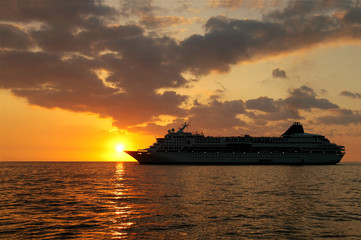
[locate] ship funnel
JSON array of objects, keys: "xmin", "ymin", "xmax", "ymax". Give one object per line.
[{"xmin": 282, "ymin": 122, "xmax": 304, "ymax": 136}]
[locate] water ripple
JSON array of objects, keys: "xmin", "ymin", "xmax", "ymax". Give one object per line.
[{"xmin": 1, "ymin": 162, "xmax": 361, "ymax": 239}]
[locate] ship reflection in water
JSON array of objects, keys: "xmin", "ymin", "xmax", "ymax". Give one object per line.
[{"xmin": 0, "ymin": 162, "xmax": 361, "ymax": 239}]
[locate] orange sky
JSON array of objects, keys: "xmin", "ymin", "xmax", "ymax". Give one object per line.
[
  {"xmin": 0, "ymin": 90, "xmax": 147, "ymax": 161},
  {"xmin": 1, "ymin": 0, "xmax": 360, "ymax": 162}
]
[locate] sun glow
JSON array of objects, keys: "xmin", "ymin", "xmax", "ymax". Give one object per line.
[{"xmin": 115, "ymin": 144, "xmax": 124, "ymax": 153}]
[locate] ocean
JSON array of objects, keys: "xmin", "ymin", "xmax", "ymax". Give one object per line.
[{"xmin": 1, "ymin": 162, "xmax": 360, "ymax": 239}]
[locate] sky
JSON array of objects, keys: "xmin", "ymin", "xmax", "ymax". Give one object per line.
[{"xmin": 0, "ymin": 0, "xmax": 360, "ymax": 162}]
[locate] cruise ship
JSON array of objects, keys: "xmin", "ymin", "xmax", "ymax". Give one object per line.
[{"xmin": 125, "ymin": 122, "xmax": 345, "ymax": 164}]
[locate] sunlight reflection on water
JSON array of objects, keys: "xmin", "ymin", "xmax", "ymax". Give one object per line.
[
  {"xmin": 110, "ymin": 162, "xmax": 134, "ymax": 239},
  {"xmin": 0, "ymin": 162, "xmax": 361, "ymax": 239}
]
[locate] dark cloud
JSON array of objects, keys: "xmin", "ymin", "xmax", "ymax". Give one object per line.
[
  {"xmin": 0, "ymin": 50, "xmax": 103, "ymax": 90},
  {"xmin": 272, "ymin": 68, "xmax": 287, "ymax": 78},
  {"xmin": 340, "ymin": 90, "xmax": 361, "ymax": 99},
  {"xmin": 1, "ymin": 0, "xmax": 360, "ymax": 132},
  {"xmin": 129, "ymin": 118, "xmax": 189, "ymax": 136},
  {"xmin": 318, "ymin": 109, "xmax": 361, "ymax": 125},
  {"xmin": 0, "ymin": 24, "xmax": 34, "ymax": 49},
  {"xmin": 165, "ymin": 85, "xmax": 345, "ymax": 134},
  {"xmin": 0, "ymin": 0, "xmax": 114, "ymax": 25},
  {"xmin": 0, "ymin": 1, "xmax": 189, "ymax": 128},
  {"xmin": 344, "ymin": 7, "xmax": 361, "ymax": 24},
  {"xmin": 244, "ymin": 86, "xmax": 340, "ymax": 122},
  {"xmin": 174, "ymin": 85, "xmax": 346, "ymax": 134},
  {"xmin": 245, "ymin": 96, "xmax": 281, "ymax": 112},
  {"xmin": 178, "ymin": 1, "xmax": 360, "ymax": 75},
  {"xmin": 140, "ymin": 16, "xmax": 192, "ymax": 29},
  {"xmin": 179, "ymin": 17, "xmax": 285, "ymax": 75},
  {"xmin": 266, "ymin": 0, "xmax": 356, "ymax": 21},
  {"xmin": 130, "ymin": 97, "xmax": 247, "ymax": 135},
  {"xmin": 120, "ymin": 0, "xmax": 156, "ymax": 18},
  {"xmin": 284, "ymin": 86, "xmax": 339, "ymax": 116},
  {"xmin": 120, "ymin": 0, "xmax": 195, "ymax": 30},
  {"xmin": 0, "ymin": 48, "xmax": 187, "ymax": 128},
  {"xmin": 188, "ymin": 99, "xmax": 246, "ymax": 134}
]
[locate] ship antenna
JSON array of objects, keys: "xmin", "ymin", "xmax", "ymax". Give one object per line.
[
  {"xmin": 185, "ymin": 120, "xmax": 192, "ymax": 129},
  {"xmin": 177, "ymin": 120, "xmax": 191, "ymax": 133}
]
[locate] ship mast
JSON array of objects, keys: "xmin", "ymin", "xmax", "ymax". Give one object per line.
[{"xmin": 176, "ymin": 120, "xmax": 191, "ymax": 133}]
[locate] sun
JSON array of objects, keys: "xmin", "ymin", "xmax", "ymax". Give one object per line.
[{"xmin": 115, "ymin": 144, "xmax": 124, "ymax": 153}]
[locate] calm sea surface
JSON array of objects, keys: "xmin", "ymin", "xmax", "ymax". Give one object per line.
[{"xmin": 1, "ymin": 162, "xmax": 361, "ymax": 239}]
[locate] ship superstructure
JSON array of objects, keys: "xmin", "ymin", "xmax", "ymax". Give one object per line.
[{"xmin": 125, "ymin": 122, "xmax": 345, "ymax": 164}]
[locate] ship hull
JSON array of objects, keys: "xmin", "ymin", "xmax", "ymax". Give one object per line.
[{"xmin": 125, "ymin": 151, "xmax": 343, "ymax": 165}]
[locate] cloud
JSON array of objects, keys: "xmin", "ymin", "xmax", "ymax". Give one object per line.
[
  {"xmin": 178, "ymin": 17, "xmax": 285, "ymax": 75},
  {"xmin": 0, "ymin": 50, "xmax": 102, "ymax": 90},
  {"xmin": 340, "ymin": 90, "xmax": 361, "ymax": 99},
  {"xmin": 318, "ymin": 109, "xmax": 361, "ymax": 125},
  {"xmin": 178, "ymin": 3, "xmax": 361, "ymax": 75},
  {"xmin": 344, "ymin": 7, "xmax": 361, "ymax": 24},
  {"xmin": 0, "ymin": 49, "xmax": 188, "ymax": 127},
  {"xmin": 208, "ymin": 0, "xmax": 284, "ymax": 9},
  {"xmin": 188, "ymin": 99, "xmax": 246, "ymax": 134},
  {"xmin": 266, "ymin": 0, "xmax": 356, "ymax": 21},
  {"xmin": 1, "ymin": 0, "xmax": 360, "ymax": 132},
  {"xmin": 208, "ymin": 0, "xmax": 247, "ymax": 9},
  {"xmin": 0, "ymin": 46, "xmax": 188, "ymax": 128},
  {"xmin": 0, "ymin": 1, "xmax": 189, "ymax": 129},
  {"xmin": 272, "ymin": 68, "xmax": 287, "ymax": 78},
  {"xmin": 284, "ymin": 86, "xmax": 339, "ymax": 116},
  {"xmin": 181, "ymin": 85, "xmax": 345, "ymax": 134},
  {"xmin": 132, "ymin": 98, "xmax": 248, "ymax": 136},
  {"xmin": 244, "ymin": 86, "xmax": 340, "ymax": 122},
  {"xmin": 0, "ymin": 0, "xmax": 114, "ymax": 25},
  {"xmin": 140, "ymin": 16, "xmax": 195, "ymax": 29},
  {"xmin": 245, "ymin": 96, "xmax": 281, "ymax": 112},
  {"xmin": 0, "ymin": 24, "xmax": 34, "ymax": 50},
  {"xmin": 179, "ymin": 85, "xmax": 343, "ymax": 134},
  {"xmin": 120, "ymin": 0, "xmax": 156, "ymax": 18}
]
